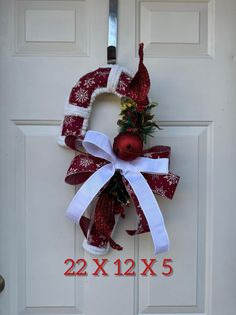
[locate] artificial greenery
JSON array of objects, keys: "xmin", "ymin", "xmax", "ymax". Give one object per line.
[{"xmin": 117, "ymin": 97, "xmax": 160, "ymax": 143}]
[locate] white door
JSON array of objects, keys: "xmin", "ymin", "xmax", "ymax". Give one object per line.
[{"xmin": 1, "ymin": 0, "xmax": 236, "ymax": 315}]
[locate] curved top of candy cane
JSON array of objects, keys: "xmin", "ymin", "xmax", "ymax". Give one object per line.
[
  {"xmin": 59, "ymin": 65, "xmax": 143, "ymax": 148},
  {"xmin": 59, "ymin": 48, "xmax": 150, "ymax": 150}
]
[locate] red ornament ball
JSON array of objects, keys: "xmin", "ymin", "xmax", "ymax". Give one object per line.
[{"xmin": 113, "ymin": 132, "xmax": 143, "ymax": 161}]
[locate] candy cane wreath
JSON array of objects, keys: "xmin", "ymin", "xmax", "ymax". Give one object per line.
[{"xmin": 59, "ymin": 44, "xmax": 180, "ymax": 255}]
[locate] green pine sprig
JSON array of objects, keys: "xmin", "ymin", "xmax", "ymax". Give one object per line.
[{"xmin": 118, "ymin": 97, "xmax": 160, "ymax": 143}]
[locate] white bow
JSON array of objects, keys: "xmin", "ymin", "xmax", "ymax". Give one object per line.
[{"xmin": 66, "ymin": 130, "xmax": 170, "ymax": 254}]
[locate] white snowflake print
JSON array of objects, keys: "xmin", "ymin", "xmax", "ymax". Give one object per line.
[
  {"xmin": 155, "ymin": 186, "xmax": 166, "ymax": 197},
  {"xmin": 79, "ymin": 157, "xmax": 93, "ymax": 168},
  {"xmin": 87, "ymin": 234, "xmax": 94, "ymax": 244},
  {"xmin": 126, "ymin": 76, "xmax": 132, "ymax": 82},
  {"xmin": 95, "ymin": 70, "xmax": 110, "ymax": 78},
  {"xmin": 83, "ymin": 78, "xmax": 95, "ymax": 88},
  {"xmin": 118, "ymin": 80, "xmax": 127, "ymax": 91},
  {"xmin": 75, "ymin": 88, "xmax": 89, "ymax": 103},
  {"xmin": 96, "ymin": 162, "xmax": 106, "ymax": 168},
  {"xmin": 150, "ymin": 174, "xmax": 159, "ymax": 181},
  {"xmin": 67, "ymin": 167, "xmax": 78, "ymax": 176},
  {"xmin": 98, "ymin": 240, "xmax": 108, "ymax": 248},
  {"xmin": 164, "ymin": 174, "xmax": 179, "ymax": 185},
  {"xmin": 64, "ymin": 129, "xmax": 77, "ymax": 136},
  {"xmin": 64, "ymin": 116, "xmax": 75, "ymax": 127},
  {"xmin": 74, "ymin": 80, "xmax": 82, "ymax": 88},
  {"xmin": 87, "ymin": 234, "xmax": 107, "ymax": 248}
]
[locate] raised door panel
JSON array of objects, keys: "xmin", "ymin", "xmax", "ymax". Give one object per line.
[
  {"xmin": 138, "ymin": 123, "xmax": 212, "ymax": 314},
  {"xmin": 14, "ymin": 121, "xmax": 84, "ymax": 313}
]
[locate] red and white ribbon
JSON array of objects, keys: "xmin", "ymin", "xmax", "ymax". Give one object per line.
[{"xmin": 66, "ymin": 130, "xmax": 170, "ymax": 254}]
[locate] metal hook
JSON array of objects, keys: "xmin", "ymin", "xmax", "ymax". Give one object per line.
[{"xmin": 107, "ymin": 0, "xmax": 118, "ymax": 64}]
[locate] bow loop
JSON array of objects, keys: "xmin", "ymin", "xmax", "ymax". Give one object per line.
[{"xmin": 83, "ymin": 130, "xmax": 116, "ymax": 163}]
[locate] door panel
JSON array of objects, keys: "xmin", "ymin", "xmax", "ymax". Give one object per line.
[
  {"xmin": 138, "ymin": 124, "xmax": 211, "ymax": 313},
  {"xmin": 15, "ymin": 123, "xmax": 76, "ymax": 309}
]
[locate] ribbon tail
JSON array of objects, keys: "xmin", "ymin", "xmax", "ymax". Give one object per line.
[
  {"xmin": 124, "ymin": 171, "xmax": 169, "ymax": 255},
  {"xmin": 66, "ymin": 163, "xmax": 115, "ymax": 223}
]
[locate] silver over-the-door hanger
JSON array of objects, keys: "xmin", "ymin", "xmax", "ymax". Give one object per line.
[{"xmin": 108, "ymin": 0, "xmax": 118, "ymax": 64}]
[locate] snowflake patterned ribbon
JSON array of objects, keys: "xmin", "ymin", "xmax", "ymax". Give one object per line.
[{"xmin": 66, "ymin": 130, "xmax": 170, "ymax": 255}]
